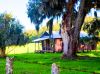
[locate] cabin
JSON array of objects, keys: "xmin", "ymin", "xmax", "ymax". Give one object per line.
[
  {"xmin": 33, "ymin": 31, "xmax": 96, "ymax": 52},
  {"xmin": 34, "ymin": 31, "xmax": 62, "ymax": 52}
]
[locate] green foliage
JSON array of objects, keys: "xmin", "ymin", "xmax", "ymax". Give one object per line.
[
  {"xmin": 83, "ymin": 18, "xmax": 100, "ymax": 40},
  {"xmin": 0, "ymin": 13, "xmax": 29, "ymax": 49},
  {"xmin": 24, "ymin": 30, "xmax": 37, "ymax": 42},
  {"xmin": 27, "ymin": 0, "xmax": 72, "ymax": 33},
  {"xmin": 24, "ymin": 28, "xmax": 47, "ymax": 41},
  {"xmin": 27, "ymin": 0, "xmax": 100, "ymax": 34},
  {"xmin": 82, "ymin": 15, "xmax": 100, "ymax": 44},
  {"xmin": 27, "ymin": 0, "xmax": 96, "ymax": 34},
  {"xmin": 27, "ymin": 0, "xmax": 66, "ymax": 24},
  {"xmin": 83, "ymin": 19, "xmax": 100, "ymax": 36}
]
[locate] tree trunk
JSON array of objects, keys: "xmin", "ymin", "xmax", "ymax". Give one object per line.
[
  {"xmin": 61, "ymin": 26, "xmax": 76, "ymax": 58},
  {"xmin": 61, "ymin": 26, "xmax": 70, "ymax": 57},
  {"xmin": 0, "ymin": 48, "xmax": 6, "ymax": 57},
  {"xmin": 61, "ymin": 0, "xmax": 87, "ymax": 59}
]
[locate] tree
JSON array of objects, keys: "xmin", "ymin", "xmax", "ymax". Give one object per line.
[
  {"xmin": 24, "ymin": 29, "xmax": 37, "ymax": 42},
  {"xmin": 82, "ymin": 16, "xmax": 100, "ymax": 46},
  {"xmin": 27, "ymin": 0, "xmax": 100, "ymax": 58},
  {"xmin": 0, "ymin": 13, "xmax": 28, "ymax": 57}
]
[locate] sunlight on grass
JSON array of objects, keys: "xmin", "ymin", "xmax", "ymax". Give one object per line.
[
  {"xmin": 95, "ymin": 70, "xmax": 100, "ymax": 73},
  {"xmin": 7, "ymin": 52, "xmax": 100, "ymax": 74},
  {"xmin": 1, "ymin": 51, "xmax": 100, "ymax": 74},
  {"xmin": 77, "ymin": 53, "xmax": 97, "ymax": 57},
  {"xmin": 88, "ymin": 53, "xmax": 97, "ymax": 57},
  {"xmin": 1, "ymin": 43, "xmax": 100, "ymax": 74},
  {"xmin": 6, "ymin": 43, "xmax": 42, "ymax": 54}
]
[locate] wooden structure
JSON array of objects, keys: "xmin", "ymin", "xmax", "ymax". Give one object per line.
[
  {"xmin": 33, "ymin": 31, "xmax": 96, "ymax": 52},
  {"xmin": 54, "ymin": 38, "xmax": 62, "ymax": 52},
  {"xmin": 34, "ymin": 31, "xmax": 62, "ymax": 52}
]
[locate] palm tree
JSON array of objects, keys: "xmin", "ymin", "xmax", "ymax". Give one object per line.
[{"xmin": 27, "ymin": 0, "xmax": 100, "ymax": 58}]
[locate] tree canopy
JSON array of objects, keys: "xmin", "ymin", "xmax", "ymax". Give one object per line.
[
  {"xmin": 27, "ymin": 0, "xmax": 100, "ymax": 29},
  {"xmin": 0, "ymin": 13, "xmax": 29, "ymax": 49},
  {"xmin": 27, "ymin": 0, "xmax": 100, "ymax": 58}
]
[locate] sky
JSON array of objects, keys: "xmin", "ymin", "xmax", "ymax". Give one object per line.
[
  {"xmin": 0, "ymin": 0, "xmax": 100, "ymax": 30},
  {"xmin": 0, "ymin": 0, "xmax": 35, "ymax": 30}
]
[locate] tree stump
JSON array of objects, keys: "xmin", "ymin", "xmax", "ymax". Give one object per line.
[
  {"xmin": 51, "ymin": 63, "xmax": 59, "ymax": 74},
  {"xmin": 6, "ymin": 57, "xmax": 13, "ymax": 74}
]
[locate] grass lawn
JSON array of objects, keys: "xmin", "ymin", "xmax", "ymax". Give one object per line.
[
  {"xmin": 0, "ymin": 42, "xmax": 100, "ymax": 74},
  {"xmin": 0, "ymin": 50, "xmax": 100, "ymax": 74}
]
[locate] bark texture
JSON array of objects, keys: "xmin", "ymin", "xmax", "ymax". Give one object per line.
[{"xmin": 61, "ymin": 0, "xmax": 87, "ymax": 59}]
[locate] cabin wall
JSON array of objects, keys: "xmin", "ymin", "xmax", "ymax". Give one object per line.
[
  {"xmin": 41, "ymin": 38, "xmax": 96, "ymax": 52},
  {"xmin": 54, "ymin": 38, "xmax": 63, "ymax": 52}
]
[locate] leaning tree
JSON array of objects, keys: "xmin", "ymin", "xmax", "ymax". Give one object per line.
[
  {"xmin": 0, "ymin": 13, "xmax": 29, "ymax": 57},
  {"xmin": 27, "ymin": 0, "xmax": 100, "ymax": 58}
]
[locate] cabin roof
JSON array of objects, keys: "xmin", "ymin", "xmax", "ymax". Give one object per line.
[
  {"xmin": 34, "ymin": 36, "xmax": 49, "ymax": 42},
  {"xmin": 33, "ymin": 31, "xmax": 89, "ymax": 42},
  {"xmin": 40, "ymin": 31, "xmax": 49, "ymax": 38}
]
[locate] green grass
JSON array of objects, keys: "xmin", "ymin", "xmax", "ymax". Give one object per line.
[
  {"xmin": 1, "ymin": 51, "xmax": 100, "ymax": 74},
  {"xmin": 0, "ymin": 44, "xmax": 100, "ymax": 74}
]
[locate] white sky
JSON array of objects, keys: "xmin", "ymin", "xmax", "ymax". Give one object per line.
[{"xmin": 0, "ymin": 0, "xmax": 35, "ymax": 30}]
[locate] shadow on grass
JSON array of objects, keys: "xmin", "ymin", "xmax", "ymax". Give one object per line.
[
  {"xmin": 77, "ymin": 56, "xmax": 100, "ymax": 61},
  {"xmin": 5, "ymin": 52, "xmax": 100, "ymax": 74}
]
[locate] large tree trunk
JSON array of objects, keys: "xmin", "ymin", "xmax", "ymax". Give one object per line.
[
  {"xmin": 0, "ymin": 47, "xmax": 6, "ymax": 57},
  {"xmin": 61, "ymin": 0, "xmax": 87, "ymax": 59}
]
